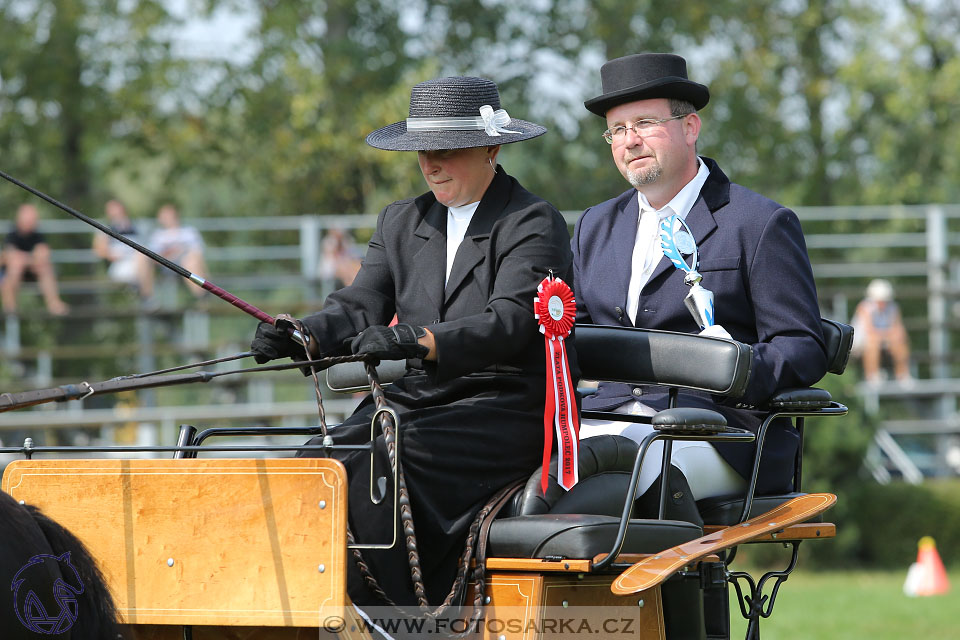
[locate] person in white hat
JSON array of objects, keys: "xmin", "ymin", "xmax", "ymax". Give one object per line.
[{"xmin": 853, "ymin": 278, "xmax": 912, "ymax": 384}]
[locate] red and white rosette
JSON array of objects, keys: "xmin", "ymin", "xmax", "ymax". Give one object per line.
[{"xmin": 533, "ymin": 275, "xmax": 580, "ymax": 493}]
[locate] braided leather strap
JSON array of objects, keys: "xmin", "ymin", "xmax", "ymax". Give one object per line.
[
  {"xmin": 348, "ymin": 480, "xmax": 523, "ymax": 636},
  {"xmin": 346, "ymin": 365, "xmax": 525, "ymax": 634},
  {"xmin": 365, "ymin": 362, "xmax": 429, "ymax": 608}
]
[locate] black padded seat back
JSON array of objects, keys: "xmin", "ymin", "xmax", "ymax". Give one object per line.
[
  {"xmin": 506, "ymin": 435, "xmax": 703, "ymax": 525},
  {"xmin": 821, "ymin": 318, "xmax": 854, "ymax": 375},
  {"xmin": 508, "ymin": 435, "xmax": 640, "ymax": 517},
  {"xmin": 576, "ymin": 324, "xmax": 752, "ymax": 396},
  {"xmin": 492, "ymin": 436, "xmax": 704, "ymax": 561},
  {"xmin": 325, "ymin": 320, "xmax": 847, "ymax": 392}
]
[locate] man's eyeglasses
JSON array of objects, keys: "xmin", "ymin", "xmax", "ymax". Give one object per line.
[{"xmin": 602, "ymin": 114, "xmax": 686, "ymax": 144}]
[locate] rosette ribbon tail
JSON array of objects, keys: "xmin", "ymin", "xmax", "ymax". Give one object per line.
[
  {"xmin": 534, "ymin": 276, "xmax": 580, "ymax": 493},
  {"xmin": 542, "ymin": 339, "xmax": 556, "ymax": 493}
]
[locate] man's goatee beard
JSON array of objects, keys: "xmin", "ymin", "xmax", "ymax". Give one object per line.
[{"xmin": 627, "ymin": 163, "xmax": 662, "ymax": 188}]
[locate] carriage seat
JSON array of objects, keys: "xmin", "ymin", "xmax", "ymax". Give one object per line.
[
  {"xmin": 487, "ymin": 318, "xmax": 852, "ymax": 562},
  {"xmin": 487, "ymin": 434, "xmax": 703, "ymax": 560},
  {"xmin": 694, "ymin": 317, "xmax": 853, "ymax": 527},
  {"xmin": 323, "ymin": 320, "xmax": 851, "ymax": 560},
  {"xmin": 487, "ymin": 513, "xmax": 700, "ymax": 560}
]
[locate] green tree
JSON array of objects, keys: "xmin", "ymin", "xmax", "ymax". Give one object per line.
[
  {"xmin": 0, "ymin": 0, "xmax": 184, "ymax": 216},
  {"xmin": 4, "ymin": 0, "xmax": 960, "ymax": 219},
  {"xmin": 845, "ymin": 0, "xmax": 960, "ymax": 204}
]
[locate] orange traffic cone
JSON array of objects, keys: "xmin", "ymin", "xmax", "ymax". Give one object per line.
[{"xmin": 903, "ymin": 536, "xmax": 950, "ymax": 596}]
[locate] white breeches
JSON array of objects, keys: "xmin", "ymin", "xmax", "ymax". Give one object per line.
[{"xmin": 579, "ymin": 400, "xmax": 746, "ymax": 501}]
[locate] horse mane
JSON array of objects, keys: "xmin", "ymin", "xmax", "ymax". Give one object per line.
[{"xmin": 21, "ymin": 503, "xmax": 126, "ymax": 640}]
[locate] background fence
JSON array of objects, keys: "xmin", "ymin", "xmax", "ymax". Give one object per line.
[{"xmin": 4, "ymin": 205, "xmax": 960, "ymax": 479}]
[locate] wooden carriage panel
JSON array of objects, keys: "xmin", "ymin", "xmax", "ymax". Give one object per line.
[
  {"xmin": 482, "ymin": 572, "xmax": 664, "ymax": 640},
  {"xmin": 1, "ymin": 458, "xmax": 347, "ymax": 627},
  {"xmin": 483, "ymin": 573, "xmax": 545, "ymax": 640},
  {"xmin": 541, "ymin": 575, "xmax": 664, "ymax": 640}
]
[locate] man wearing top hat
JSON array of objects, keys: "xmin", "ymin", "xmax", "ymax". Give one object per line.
[
  {"xmin": 573, "ymin": 53, "xmax": 827, "ymax": 500},
  {"xmin": 250, "ymin": 76, "xmax": 577, "ymax": 608}
]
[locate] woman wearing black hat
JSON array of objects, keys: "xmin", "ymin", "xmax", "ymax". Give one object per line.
[{"xmin": 251, "ymin": 76, "xmax": 577, "ymax": 608}]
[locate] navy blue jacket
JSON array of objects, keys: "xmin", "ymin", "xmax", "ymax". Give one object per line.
[{"xmin": 572, "ymin": 157, "xmax": 827, "ymax": 493}]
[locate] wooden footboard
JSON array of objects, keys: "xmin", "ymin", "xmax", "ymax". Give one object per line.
[{"xmin": 2, "ymin": 458, "xmax": 348, "ymax": 628}]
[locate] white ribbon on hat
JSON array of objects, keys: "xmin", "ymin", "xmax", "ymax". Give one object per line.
[
  {"xmin": 406, "ymin": 105, "xmax": 521, "ymax": 136},
  {"xmin": 479, "ymin": 105, "xmax": 521, "ymax": 136}
]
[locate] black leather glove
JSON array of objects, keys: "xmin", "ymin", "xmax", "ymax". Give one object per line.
[
  {"xmin": 250, "ymin": 318, "xmax": 309, "ymax": 364},
  {"xmin": 350, "ymin": 324, "xmax": 429, "ymax": 361}
]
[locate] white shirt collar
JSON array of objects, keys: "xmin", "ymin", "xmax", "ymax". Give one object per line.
[
  {"xmin": 637, "ymin": 156, "xmax": 710, "ymax": 220},
  {"xmin": 445, "ymin": 201, "xmax": 480, "ymax": 285},
  {"xmin": 448, "ymin": 201, "xmax": 480, "ymax": 218}
]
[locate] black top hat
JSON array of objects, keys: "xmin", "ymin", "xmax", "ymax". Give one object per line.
[
  {"xmin": 365, "ymin": 76, "xmax": 546, "ymax": 151},
  {"xmin": 584, "ymin": 53, "xmax": 709, "ymax": 117}
]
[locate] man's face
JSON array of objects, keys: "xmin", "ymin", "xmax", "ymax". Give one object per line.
[
  {"xmin": 417, "ymin": 146, "xmax": 498, "ymax": 208},
  {"xmin": 605, "ymin": 98, "xmax": 699, "ymax": 199}
]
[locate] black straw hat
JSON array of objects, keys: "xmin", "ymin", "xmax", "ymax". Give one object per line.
[
  {"xmin": 584, "ymin": 53, "xmax": 709, "ymax": 117},
  {"xmin": 366, "ymin": 76, "xmax": 546, "ymax": 151}
]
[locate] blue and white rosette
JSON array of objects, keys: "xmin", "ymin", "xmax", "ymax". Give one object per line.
[
  {"xmin": 660, "ymin": 215, "xmax": 698, "ymax": 274},
  {"xmin": 659, "ymin": 215, "xmax": 715, "ymax": 329}
]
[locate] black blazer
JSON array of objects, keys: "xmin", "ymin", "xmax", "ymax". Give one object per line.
[
  {"xmin": 298, "ymin": 167, "xmax": 577, "ymax": 605},
  {"xmin": 301, "ymin": 166, "xmax": 578, "ymax": 402},
  {"xmin": 572, "ymin": 157, "xmax": 826, "ymax": 493}
]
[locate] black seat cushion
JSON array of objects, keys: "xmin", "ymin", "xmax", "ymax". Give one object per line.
[
  {"xmin": 488, "ymin": 514, "xmax": 703, "ymax": 559},
  {"xmin": 518, "ymin": 472, "xmax": 642, "ymax": 517},
  {"xmin": 490, "ymin": 435, "xmax": 705, "ymax": 560},
  {"xmin": 505, "ymin": 434, "xmax": 702, "ymax": 524},
  {"xmin": 508, "ymin": 434, "xmax": 641, "ymax": 517},
  {"xmin": 766, "ymin": 387, "xmax": 832, "ymax": 410},
  {"xmin": 696, "ymin": 492, "xmax": 823, "ymax": 526},
  {"xmin": 653, "ymin": 407, "xmax": 727, "ymax": 433}
]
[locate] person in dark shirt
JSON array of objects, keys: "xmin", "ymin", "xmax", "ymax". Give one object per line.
[{"xmin": 2, "ymin": 204, "xmax": 69, "ymax": 315}]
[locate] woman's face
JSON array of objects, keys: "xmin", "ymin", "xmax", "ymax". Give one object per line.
[{"xmin": 417, "ymin": 145, "xmax": 499, "ymax": 207}]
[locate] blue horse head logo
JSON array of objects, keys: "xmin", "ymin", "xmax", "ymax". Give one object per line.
[{"xmin": 11, "ymin": 552, "xmax": 85, "ymax": 634}]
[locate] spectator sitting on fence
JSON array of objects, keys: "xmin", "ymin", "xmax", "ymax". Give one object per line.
[
  {"xmin": 852, "ymin": 278, "xmax": 912, "ymax": 385},
  {"xmin": 92, "ymin": 199, "xmax": 152, "ymax": 299},
  {"xmin": 317, "ymin": 227, "xmax": 362, "ymax": 290},
  {"xmin": 1, "ymin": 203, "xmax": 69, "ymax": 316},
  {"xmin": 146, "ymin": 204, "xmax": 208, "ymax": 300}
]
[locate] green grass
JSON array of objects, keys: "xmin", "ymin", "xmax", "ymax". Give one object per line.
[{"xmin": 728, "ymin": 569, "xmax": 960, "ymax": 639}]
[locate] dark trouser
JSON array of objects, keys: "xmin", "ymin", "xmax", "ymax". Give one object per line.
[{"xmin": 299, "ymin": 394, "xmax": 542, "ymax": 607}]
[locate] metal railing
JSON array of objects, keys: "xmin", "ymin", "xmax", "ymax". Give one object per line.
[{"xmin": 5, "ymin": 204, "xmax": 960, "ymax": 475}]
